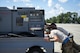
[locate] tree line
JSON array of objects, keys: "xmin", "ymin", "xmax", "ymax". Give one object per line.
[{"xmin": 45, "ymin": 12, "xmax": 80, "ymax": 24}]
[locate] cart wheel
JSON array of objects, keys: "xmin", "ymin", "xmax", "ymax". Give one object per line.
[{"xmin": 28, "ymin": 47, "xmax": 45, "ymax": 53}]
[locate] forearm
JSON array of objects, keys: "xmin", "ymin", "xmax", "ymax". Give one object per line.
[{"xmin": 49, "ymin": 37, "xmax": 59, "ymax": 42}]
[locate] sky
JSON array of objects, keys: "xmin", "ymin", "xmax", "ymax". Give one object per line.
[{"xmin": 0, "ymin": 0, "xmax": 80, "ymax": 19}]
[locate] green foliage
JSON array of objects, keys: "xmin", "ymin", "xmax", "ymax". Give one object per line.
[
  {"xmin": 45, "ymin": 12, "xmax": 80, "ymax": 24},
  {"xmin": 77, "ymin": 17, "xmax": 80, "ymax": 24}
]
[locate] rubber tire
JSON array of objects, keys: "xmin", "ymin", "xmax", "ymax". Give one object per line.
[{"xmin": 28, "ymin": 47, "xmax": 44, "ymax": 53}]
